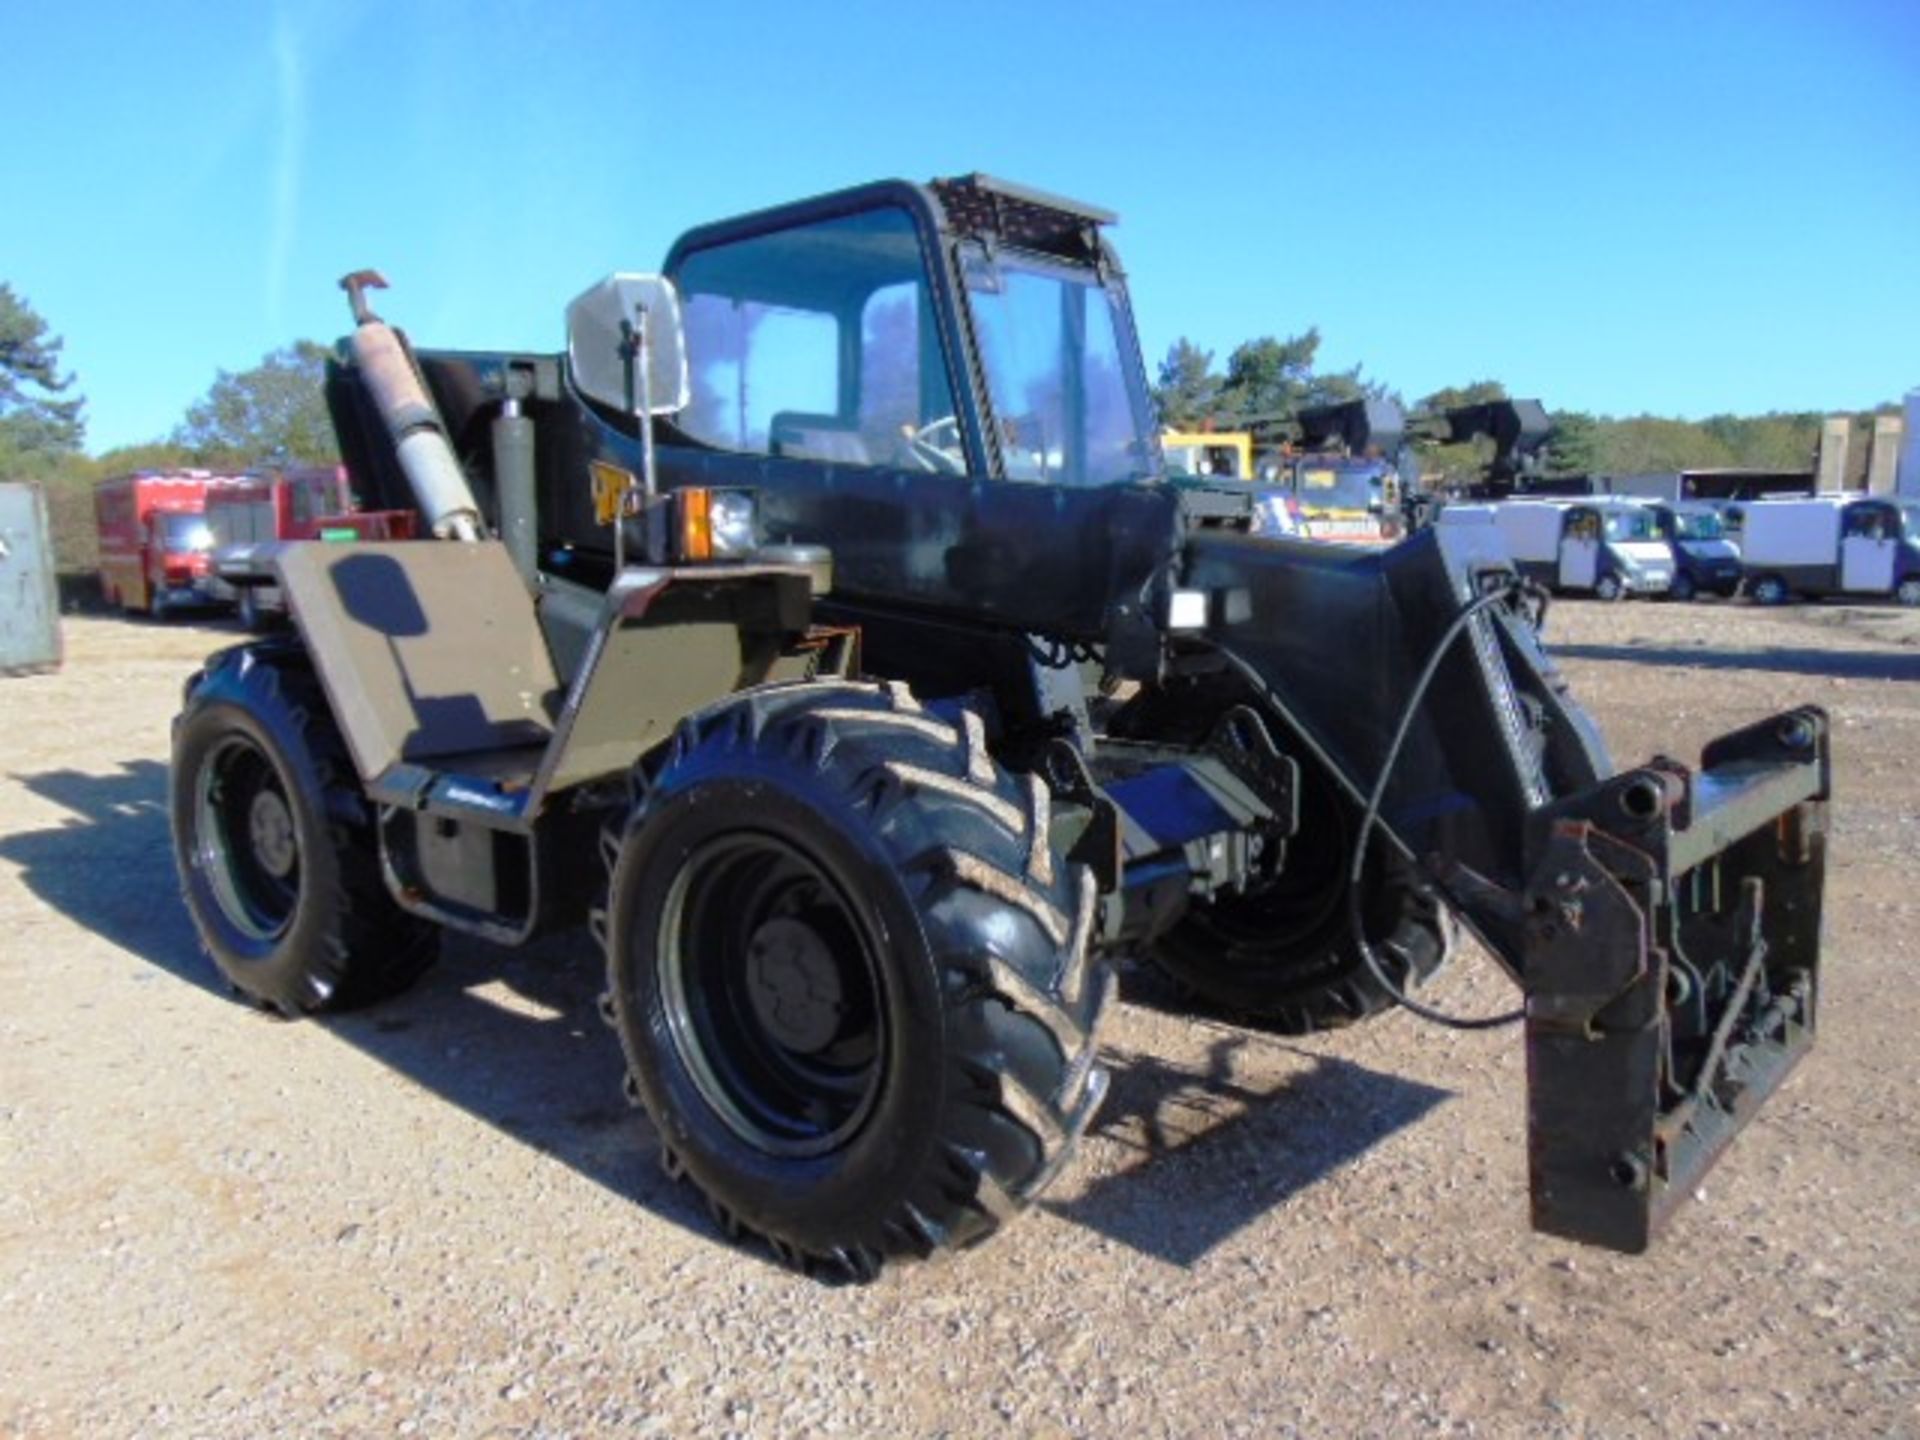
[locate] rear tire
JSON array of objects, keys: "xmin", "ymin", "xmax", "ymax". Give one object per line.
[
  {"xmin": 1146, "ymin": 753, "xmax": 1451, "ymax": 1033},
  {"xmin": 601, "ymin": 681, "xmax": 1109, "ymax": 1279},
  {"xmin": 1749, "ymin": 574, "xmax": 1791, "ymax": 606},
  {"xmin": 1896, "ymin": 578, "xmax": 1920, "ymax": 608},
  {"xmin": 1106, "ymin": 676, "xmax": 1450, "ymax": 1033},
  {"xmin": 170, "ymin": 642, "xmax": 436, "ymax": 1014},
  {"xmin": 1593, "ymin": 574, "xmax": 1624, "ymax": 602},
  {"xmin": 238, "ymin": 586, "xmax": 266, "ymax": 633}
]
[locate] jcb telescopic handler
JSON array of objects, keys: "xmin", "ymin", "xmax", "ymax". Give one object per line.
[{"xmin": 170, "ymin": 175, "xmax": 1826, "ymax": 1279}]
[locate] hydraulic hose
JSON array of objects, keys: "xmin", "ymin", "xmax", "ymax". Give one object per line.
[{"xmin": 1347, "ymin": 580, "xmax": 1532, "ymax": 1031}]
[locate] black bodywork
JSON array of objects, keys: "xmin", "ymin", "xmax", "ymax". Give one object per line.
[{"xmin": 326, "ymin": 174, "xmax": 1829, "ymax": 1253}]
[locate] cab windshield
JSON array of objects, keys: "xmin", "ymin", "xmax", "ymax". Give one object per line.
[
  {"xmin": 158, "ymin": 514, "xmax": 213, "ymax": 551},
  {"xmin": 1604, "ymin": 509, "xmax": 1658, "ymax": 543},
  {"xmin": 962, "ymin": 247, "xmax": 1155, "ymax": 486},
  {"xmin": 1294, "ymin": 461, "xmax": 1387, "ymax": 513},
  {"xmin": 1165, "ymin": 442, "xmax": 1244, "ymax": 479},
  {"xmin": 1164, "ymin": 444, "xmax": 1206, "ymax": 477},
  {"xmin": 1672, "ymin": 510, "xmax": 1726, "ymax": 541}
]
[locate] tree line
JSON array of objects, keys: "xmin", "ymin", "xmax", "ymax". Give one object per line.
[{"xmin": 1154, "ymin": 331, "xmax": 1888, "ymax": 486}]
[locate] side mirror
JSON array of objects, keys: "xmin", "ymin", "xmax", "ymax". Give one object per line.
[{"xmin": 567, "ymin": 274, "xmax": 691, "ymax": 418}]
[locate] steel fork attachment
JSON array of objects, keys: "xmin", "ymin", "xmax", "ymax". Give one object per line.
[{"xmin": 1521, "ymin": 707, "xmax": 1828, "ymax": 1253}]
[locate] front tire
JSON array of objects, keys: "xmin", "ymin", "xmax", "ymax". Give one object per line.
[
  {"xmin": 1593, "ymin": 574, "xmax": 1625, "ymax": 602},
  {"xmin": 170, "ymin": 642, "xmax": 436, "ymax": 1014},
  {"xmin": 1668, "ymin": 571, "xmax": 1697, "ymax": 602},
  {"xmin": 602, "ymin": 682, "xmax": 1109, "ymax": 1278},
  {"xmin": 1896, "ymin": 578, "xmax": 1920, "ymax": 608}
]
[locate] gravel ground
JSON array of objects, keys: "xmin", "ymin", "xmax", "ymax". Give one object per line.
[{"xmin": 2, "ymin": 600, "xmax": 1917, "ymax": 1438}]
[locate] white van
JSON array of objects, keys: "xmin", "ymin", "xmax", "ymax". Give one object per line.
[
  {"xmin": 1740, "ymin": 496, "xmax": 1920, "ymax": 605},
  {"xmin": 1439, "ymin": 499, "xmax": 1674, "ymax": 599}
]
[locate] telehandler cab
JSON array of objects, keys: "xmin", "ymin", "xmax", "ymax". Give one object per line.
[{"xmin": 170, "ymin": 175, "xmax": 1828, "ymax": 1279}]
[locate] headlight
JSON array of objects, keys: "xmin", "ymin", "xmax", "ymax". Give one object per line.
[
  {"xmin": 675, "ymin": 487, "xmax": 760, "ymax": 561},
  {"xmin": 708, "ymin": 490, "xmax": 759, "ymax": 557}
]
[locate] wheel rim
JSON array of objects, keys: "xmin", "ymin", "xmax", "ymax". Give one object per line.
[
  {"xmin": 1899, "ymin": 580, "xmax": 1920, "ymax": 607},
  {"xmin": 657, "ymin": 833, "xmax": 886, "ymax": 1158},
  {"xmin": 1182, "ymin": 764, "xmax": 1356, "ymax": 960},
  {"xmin": 195, "ymin": 735, "xmax": 301, "ymax": 942}
]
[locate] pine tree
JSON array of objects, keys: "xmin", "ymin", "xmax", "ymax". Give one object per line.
[{"xmin": 0, "ymin": 283, "xmax": 87, "ymax": 466}]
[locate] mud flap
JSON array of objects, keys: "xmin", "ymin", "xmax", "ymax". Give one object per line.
[{"xmin": 1522, "ymin": 707, "xmax": 1828, "ymax": 1253}]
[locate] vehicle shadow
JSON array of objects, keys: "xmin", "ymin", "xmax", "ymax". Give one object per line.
[
  {"xmin": 0, "ymin": 759, "xmax": 713, "ymax": 1251},
  {"xmin": 2, "ymin": 759, "xmax": 1453, "ymax": 1276},
  {"xmin": 0, "ymin": 761, "xmax": 209, "ymax": 983},
  {"xmin": 1551, "ymin": 641, "xmax": 1920, "ymax": 683},
  {"xmin": 1051, "ymin": 1023, "xmax": 1451, "ymax": 1268}
]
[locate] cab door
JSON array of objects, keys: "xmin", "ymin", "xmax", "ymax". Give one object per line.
[
  {"xmin": 1840, "ymin": 502, "xmax": 1898, "ymax": 593},
  {"xmin": 1558, "ymin": 507, "xmax": 1601, "ymax": 589}
]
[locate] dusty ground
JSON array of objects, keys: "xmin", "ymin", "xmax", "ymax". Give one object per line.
[{"xmin": 2, "ymin": 600, "xmax": 1916, "ymax": 1439}]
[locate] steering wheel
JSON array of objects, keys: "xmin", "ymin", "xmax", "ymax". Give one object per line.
[{"xmin": 899, "ymin": 415, "xmax": 966, "ymax": 474}]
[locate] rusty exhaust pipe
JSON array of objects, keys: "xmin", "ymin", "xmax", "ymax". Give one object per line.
[{"xmin": 339, "ymin": 270, "xmax": 483, "ymax": 543}]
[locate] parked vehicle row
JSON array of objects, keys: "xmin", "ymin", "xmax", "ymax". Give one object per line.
[
  {"xmin": 1434, "ymin": 493, "xmax": 1920, "ymax": 605},
  {"xmin": 93, "ymin": 466, "xmax": 406, "ymax": 626},
  {"xmin": 99, "ymin": 465, "xmax": 1920, "ymax": 626}
]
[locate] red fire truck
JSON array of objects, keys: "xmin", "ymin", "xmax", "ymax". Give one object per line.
[
  {"xmin": 94, "ymin": 471, "xmax": 240, "ymax": 616},
  {"xmin": 206, "ymin": 465, "xmax": 416, "ymax": 629}
]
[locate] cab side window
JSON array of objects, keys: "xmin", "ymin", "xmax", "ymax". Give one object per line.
[
  {"xmin": 859, "ymin": 281, "xmax": 953, "ymax": 452},
  {"xmin": 1843, "ymin": 506, "xmax": 1891, "ymax": 542},
  {"xmin": 678, "ymin": 298, "xmax": 838, "ymax": 453},
  {"xmin": 674, "ymin": 207, "xmax": 956, "ymax": 469}
]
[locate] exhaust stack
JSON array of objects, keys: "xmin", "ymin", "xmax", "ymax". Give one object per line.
[{"xmin": 339, "ymin": 270, "xmax": 483, "ymax": 542}]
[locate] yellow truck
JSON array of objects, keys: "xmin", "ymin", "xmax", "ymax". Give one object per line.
[{"xmin": 1161, "ymin": 429, "xmax": 1253, "ymax": 481}]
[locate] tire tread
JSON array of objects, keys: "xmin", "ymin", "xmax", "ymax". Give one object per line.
[{"xmin": 601, "ymin": 680, "xmax": 1109, "ymax": 1279}]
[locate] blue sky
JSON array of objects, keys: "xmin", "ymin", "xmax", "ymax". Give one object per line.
[{"xmin": 5, "ymin": 0, "xmax": 1917, "ymax": 454}]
